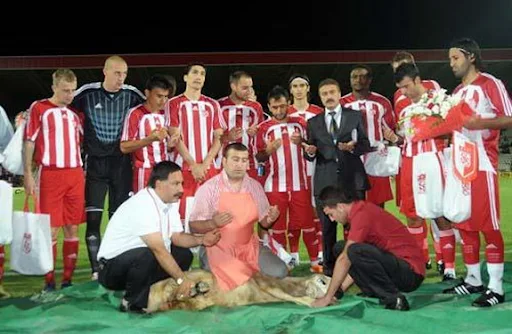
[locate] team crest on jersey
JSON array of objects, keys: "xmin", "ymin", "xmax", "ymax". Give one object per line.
[
  {"xmin": 23, "ymin": 232, "xmax": 32, "ymax": 254},
  {"xmin": 417, "ymin": 173, "xmax": 426, "ymax": 194}
]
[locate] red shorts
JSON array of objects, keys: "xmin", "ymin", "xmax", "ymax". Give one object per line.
[
  {"xmin": 132, "ymin": 167, "xmax": 152, "ymax": 194},
  {"xmin": 399, "ymin": 156, "xmax": 417, "ymax": 218},
  {"xmin": 456, "ymin": 170, "xmax": 500, "ymax": 232},
  {"xmin": 366, "ymin": 175, "xmax": 393, "ymax": 205},
  {"xmin": 38, "ymin": 167, "xmax": 85, "ymax": 228},
  {"xmin": 266, "ymin": 190, "xmax": 314, "ymax": 231},
  {"xmin": 179, "ymin": 168, "xmax": 219, "ymax": 219}
]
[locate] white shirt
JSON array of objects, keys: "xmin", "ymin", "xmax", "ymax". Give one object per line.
[
  {"xmin": 97, "ymin": 187, "xmax": 183, "ymax": 260},
  {"xmin": 324, "ymin": 104, "xmax": 342, "ymax": 132}
]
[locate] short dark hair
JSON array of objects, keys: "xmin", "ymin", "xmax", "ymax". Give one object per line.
[
  {"xmin": 319, "ymin": 186, "xmax": 355, "ymax": 208},
  {"xmin": 318, "ymin": 78, "xmax": 341, "ymax": 92},
  {"xmin": 145, "ymin": 74, "xmax": 177, "ymax": 97},
  {"xmin": 393, "ymin": 63, "xmax": 420, "ymax": 84},
  {"xmin": 391, "ymin": 51, "xmax": 415, "ymax": 65},
  {"xmin": 351, "ymin": 64, "xmax": 373, "ymax": 79},
  {"xmin": 147, "ymin": 161, "xmax": 181, "ymax": 188},
  {"xmin": 450, "ymin": 37, "xmax": 484, "ymax": 71},
  {"xmin": 229, "ymin": 71, "xmax": 251, "ymax": 84},
  {"xmin": 267, "ymin": 85, "xmax": 289, "ymax": 103},
  {"xmin": 184, "ymin": 62, "xmax": 206, "ymax": 76},
  {"xmin": 223, "ymin": 142, "xmax": 248, "ymax": 158}
]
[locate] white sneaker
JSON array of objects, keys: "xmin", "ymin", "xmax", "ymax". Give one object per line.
[
  {"xmin": 91, "ymin": 272, "xmax": 98, "ymax": 281},
  {"xmin": 291, "ymin": 252, "xmax": 300, "ymax": 266}
]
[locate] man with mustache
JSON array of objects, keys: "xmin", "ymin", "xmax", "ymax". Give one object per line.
[
  {"xmin": 189, "ymin": 142, "xmax": 286, "ymax": 292},
  {"xmin": 443, "ymin": 38, "xmax": 512, "ymax": 307},
  {"xmin": 304, "ymin": 79, "xmax": 371, "ymax": 275},
  {"xmin": 97, "ymin": 161, "xmax": 221, "ymax": 313}
]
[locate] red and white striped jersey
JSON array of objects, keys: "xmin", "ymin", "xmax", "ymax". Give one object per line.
[
  {"xmin": 341, "ymin": 92, "xmax": 394, "ymax": 147},
  {"xmin": 287, "ymin": 103, "xmax": 323, "ymax": 120},
  {"xmin": 287, "ymin": 103, "xmax": 323, "ymax": 176},
  {"xmin": 121, "ymin": 104, "xmax": 168, "ymax": 168},
  {"xmin": 454, "ymin": 73, "xmax": 512, "ymax": 171},
  {"xmin": 256, "ymin": 117, "xmax": 308, "ymax": 192},
  {"xmin": 399, "ymin": 91, "xmax": 446, "ymax": 157},
  {"xmin": 24, "ymin": 99, "xmax": 83, "ymax": 168},
  {"xmin": 164, "ymin": 94, "xmax": 221, "ymax": 170},
  {"xmin": 394, "ymin": 80, "xmax": 441, "ymax": 126},
  {"xmin": 217, "ymin": 97, "xmax": 264, "ymax": 169}
]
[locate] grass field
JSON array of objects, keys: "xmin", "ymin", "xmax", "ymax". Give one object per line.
[{"xmin": 3, "ymin": 176, "xmax": 512, "ymax": 298}]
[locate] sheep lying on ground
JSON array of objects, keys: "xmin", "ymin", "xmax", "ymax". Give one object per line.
[{"xmin": 147, "ymin": 269, "xmax": 331, "ymax": 312}]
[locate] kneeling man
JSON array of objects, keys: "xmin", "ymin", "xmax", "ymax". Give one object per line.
[
  {"xmin": 189, "ymin": 143, "xmax": 288, "ymax": 291},
  {"xmin": 311, "ymin": 186, "xmax": 425, "ymax": 311},
  {"xmin": 97, "ymin": 161, "xmax": 220, "ymax": 313}
]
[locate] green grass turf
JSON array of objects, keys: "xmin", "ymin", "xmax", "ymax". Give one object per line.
[{"xmin": 3, "ymin": 176, "xmax": 512, "ymax": 298}]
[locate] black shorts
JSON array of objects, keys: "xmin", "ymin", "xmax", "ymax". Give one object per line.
[{"xmin": 85, "ymin": 155, "xmax": 132, "ymax": 215}]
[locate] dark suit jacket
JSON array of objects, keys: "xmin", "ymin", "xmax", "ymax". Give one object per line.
[{"xmin": 306, "ymin": 107, "xmax": 372, "ymax": 196}]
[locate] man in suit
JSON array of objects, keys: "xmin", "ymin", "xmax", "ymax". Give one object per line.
[{"xmin": 304, "ymin": 78, "xmax": 371, "ymax": 275}]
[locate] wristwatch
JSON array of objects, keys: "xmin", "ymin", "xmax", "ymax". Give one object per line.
[{"xmin": 176, "ymin": 277, "xmax": 184, "ymax": 285}]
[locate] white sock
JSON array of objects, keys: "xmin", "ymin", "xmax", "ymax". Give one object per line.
[
  {"xmin": 487, "ymin": 263, "xmax": 504, "ymax": 295},
  {"xmin": 464, "ymin": 263, "xmax": 482, "ymax": 287},
  {"xmin": 444, "ymin": 267, "xmax": 456, "ymax": 277},
  {"xmin": 318, "ymin": 251, "xmax": 323, "ymax": 260},
  {"xmin": 291, "ymin": 252, "xmax": 300, "ymax": 265}
]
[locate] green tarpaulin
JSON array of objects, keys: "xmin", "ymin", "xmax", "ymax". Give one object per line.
[{"xmin": 2, "ymin": 264, "xmax": 512, "ymax": 333}]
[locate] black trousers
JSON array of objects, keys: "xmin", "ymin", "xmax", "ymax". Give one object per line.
[
  {"xmin": 315, "ymin": 197, "xmax": 338, "ymax": 274},
  {"xmin": 85, "ymin": 154, "xmax": 132, "ymax": 273},
  {"xmin": 98, "ymin": 245, "xmax": 193, "ymax": 309},
  {"xmin": 345, "ymin": 242, "xmax": 424, "ymax": 305},
  {"xmin": 85, "ymin": 154, "xmax": 133, "ymax": 216},
  {"xmin": 315, "ymin": 190, "xmax": 365, "ymax": 275}
]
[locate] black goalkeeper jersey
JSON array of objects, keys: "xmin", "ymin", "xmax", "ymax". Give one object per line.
[{"xmin": 73, "ymin": 82, "xmax": 144, "ymax": 157}]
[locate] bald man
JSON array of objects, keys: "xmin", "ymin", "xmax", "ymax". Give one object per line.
[{"xmin": 72, "ymin": 55, "xmax": 145, "ymax": 279}]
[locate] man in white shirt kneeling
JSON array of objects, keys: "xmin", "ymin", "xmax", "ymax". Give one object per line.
[{"xmin": 97, "ymin": 161, "xmax": 221, "ymax": 313}]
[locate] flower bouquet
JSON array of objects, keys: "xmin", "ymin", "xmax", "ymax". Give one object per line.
[{"xmin": 399, "ymin": 89, "xmax": 473, "ymax": 142}]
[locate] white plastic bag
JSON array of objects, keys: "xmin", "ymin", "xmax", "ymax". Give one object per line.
[
  {"xmin": 10, "ymin": 195, "xmax": 53, "ymax": 275},
  {"xmin": 443, "ymin": 146, "xmax": 472, "ymax": 223},
  {"xmin": 0, "ymin": 180, "xmax": 13, "ymax": 245},
  {"xmin": 0, "ymin": 105, "xmax": 14, "ymax": 153},
  {"xmin": 412, "ymin": 151, "xmax": 445, "ymax": 219},
  {"xmin": 363, "ymin": 146, "xmax": 401, "ymax": 177},
  {"xmin": 1, "ymin": 120, "xmax": 25, "ymax": 175}
]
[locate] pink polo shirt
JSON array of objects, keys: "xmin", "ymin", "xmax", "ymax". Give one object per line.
[{"xmin": 189, "ymin": 170, "xmax": 270, "ymax": 222}]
